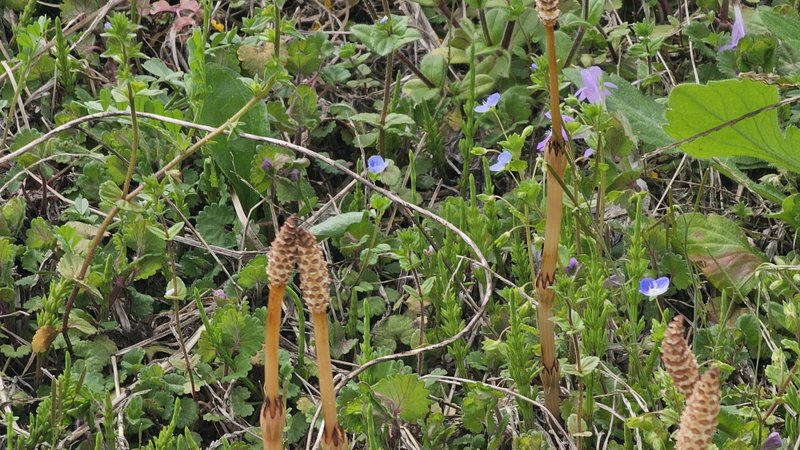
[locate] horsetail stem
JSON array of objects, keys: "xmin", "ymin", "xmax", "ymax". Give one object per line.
[
  {"xmin": 262, "ymin": 215, "xmax": 298, "ymax": 450},
  {"xmin": 296, "ymin": 228, "xmax": 347, "ymax": 450},
  {"xmin": 535, "ymin": 0, "xmax": 566, "ymax": 418}
]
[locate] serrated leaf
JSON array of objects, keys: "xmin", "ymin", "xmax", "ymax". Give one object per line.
[
  {"xmin": 195, "ymin": 204, "xmax": 237, "ymax": 249},
  {"xmin": 309, "ymin": 212, "xmax": 367, "ymax": 239},
  {"xmin": 374, "ymin": 315, "xmax": 415, "ymax": 352},
  {"xmin": 664, "ymin": 79, "xmax": 800, "ymax": 173},
  {"xmin": 1, "ymin": 343, "xmax": 30, "ymax": 358},
  {"xmin": 373, "ymin": 374, "xmax": 431, "ymax": 422},
  {"xmin": 674, "ymin": 213, "xmax": 766, "ymax": 295},
  {"xmin": 25, "ymin": 217, "xmax": 56, "ymax": 250},
  {"xmin": 57, "ymin": 253, "xmax": 85, "ymax": 279},
  {"xmin": 759, "ymin": 8, "xmax": 800, "ymax": 53},
  {"xmin": 231, "ymin": 386, "xmax": 254, "ymax": 417}
]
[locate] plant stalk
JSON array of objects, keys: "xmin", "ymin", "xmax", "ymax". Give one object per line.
[
  {"xmin": 311, "ymin": 312, "xmax": 345, "ymax": 450},
  {"xmin": 536, "ymin": 21, "xmax": 566, "ymax": 419},
  {"xmin": 262, "ymin": 285, "xmax": 286, "ymax": 450}
]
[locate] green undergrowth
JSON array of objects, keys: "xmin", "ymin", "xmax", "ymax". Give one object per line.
[{"xmin": 0, "ymin": 0, "xmax": 800, "ymax": 448}]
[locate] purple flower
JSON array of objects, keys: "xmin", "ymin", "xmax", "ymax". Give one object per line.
[
  {"xmin": 763, "ymin": 432, "xmax": 782, "ymax": 450},
  {"xmin": 489, "ymin": 150, "xmax": 512, "ymax": 172},
  {"xmin": 537, "ymin": 113, "xmax": 587, "ymax": 152},
  {"xmin": 379, "ymin": 16, "xmax": 388, "ymax": 24},
  {"xmin": 583, "ymin": 148, "xmax": 594, "ymax": 158},
  {"xmin": 721, "ymin": 4, "xmax": 746, "ymax": 51},
  {"xmin": 604, "ymin": 274, "xmax": 624, "ymax": 289},
  {"xmin": 289, "ymin": 169, "xmax": 300, "ymax": 181},
  {"xmin": 639, "ymin": 276, "xmax": 670, "ymax": 297},
  {"xmin": 530, "ymin": 62, "xmax": 538, "ymax": 71},
  {"xmin": 565, "ymin": 257, "xmax": 579, "ymax": 276},
  {"xmin": 474, "ymin": 92, "xmax": 501, "ymax": 113},
  {"xmin": 261, "ymin": 156, "xmax": 272, "ymax": 171},
  {"xmin": 367, "ymin": 155, "xmax": 389, "ymax": 174},
  {"xmin": 575, "ymin": 66, "xmax": 618, "ymax": 105},
  {"xmin": 213, "ymin": 289, "xmax": 227, "ymax": 299}
]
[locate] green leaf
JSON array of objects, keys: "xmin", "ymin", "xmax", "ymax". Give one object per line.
[
  {"xmin": 350, "ymin": 18, "xmax": 421, "ymax": 56},
  {"xmin": 372, "ymin": 374, "xmax": 431, "ymax": 422},
  {"xmin": 604, "ymin": 74, "xmax": 674, "ymax": 147},
  {"xmin": 195, "ymin": 204, "xmax": 237, "ymax": 249},
  {"xmin": 0, "ymin": 197, "xmax": 26, "ymax": 237},
  {"xmin": 57, "ymin": 253, "xmax": 85, "ymax": 279},
  {"xmin": 164, "ymin": 277, "xmax": 187, "ymax": 300},
  {"xmin": 461, "ymin": 385, "xmax": 502, "ymax": 433},
  {"xmin": 309, "ymin": 212, "xmax": 367, "ymax": 239},
  {"xmin": 286, "ymin": 32, "xmax": 328, "ymax": 77},
  {"xmin": 759, "ymin": 8, "xmax": 800, "ymax": 53},
  {"xmin": 768, "ymin": 194, "xmax": 800, "ymax": 230},
  {"xmin": 231, "ymin": 386, "xmax": 254, "ymax": 417},
  {"xmin": 237, "ymin": 254, "xmax": 268, "ymax": 288},
  {"xmin": 658, "ymin": 253, "xmax": 692, "ymax": 290},
  {"xmin": 673, "ymin": 213, "xmax": 767, "ymax": 295},
  {"xmin": 25, "ymin": 217, "xmax": 56, "ymax": 250},
  {"xmin": 664, "ymin": 79, "xmax": 800, "ymax": 173},
  {"xmin": 374, "ymin": 315, "xmax": 415, "ymax": 352},
  {"xmin": 196, "ymin": 63, "xmax": 270, "ymax": 211},
  {"xmin": 0, "ymin": 344, "xmax": 30, "ymax": 358}
]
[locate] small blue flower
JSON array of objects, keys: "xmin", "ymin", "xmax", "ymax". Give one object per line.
[
  {"xmin": 261, "ymin": 156, "xmax": 272, "ymax": 171},
  {"xmin": 474, "ymin": 92, "xmax": 501, "ymax": 113},
  {"xmin": 489, "ymin": 150, "xmax": 512, "ymax": 172},
  {"xmin": 583, "ymin": 148, "xmax": 594, "ymax": 158},
  {"xmin": 213, "ymin": 289, "xmax": 227, "ymax": 299},
  {"xmin": 379, "ymin": 15, "xmax": 388, "ymax": 24},
  {"xmin": 763, "ymin": 432, "xmax": 782, "ymax": 450},
  {"xmin": 530, "ymin": 62, "xmax": 538, "ymax": 71},
  {"xmin": 639, "ymin": 276, "xmax": 670, "ymax": 297},
  {"xmin": 104, "ymin": 21, "xmax": 112, "ymax": 29},
  {"xmin": 565, "ymin": 257, "xmax": 579, "ymax": 276},
  {"xmin": 367, "ymin": 155, "xmax": 389, "ymax": 174}
]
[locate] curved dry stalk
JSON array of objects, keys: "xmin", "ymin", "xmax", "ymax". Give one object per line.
[
  {"xmin": 262, "ymin": 215, "xmax": 299, "ymax": 450},
  {"xmin": 535, "ymin": 0, "xmax": 566, "ymax": 418},
  {"xmin": 662, "ymin": 315, "xmax": 699, "ymax": 399},
  {"xmin": 675, "ymin": 368, "xmax": 721, "ymax": 450},
  {"xmin": 296, "ymin": 228, "xmax": 347, "ymax": 450}
]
